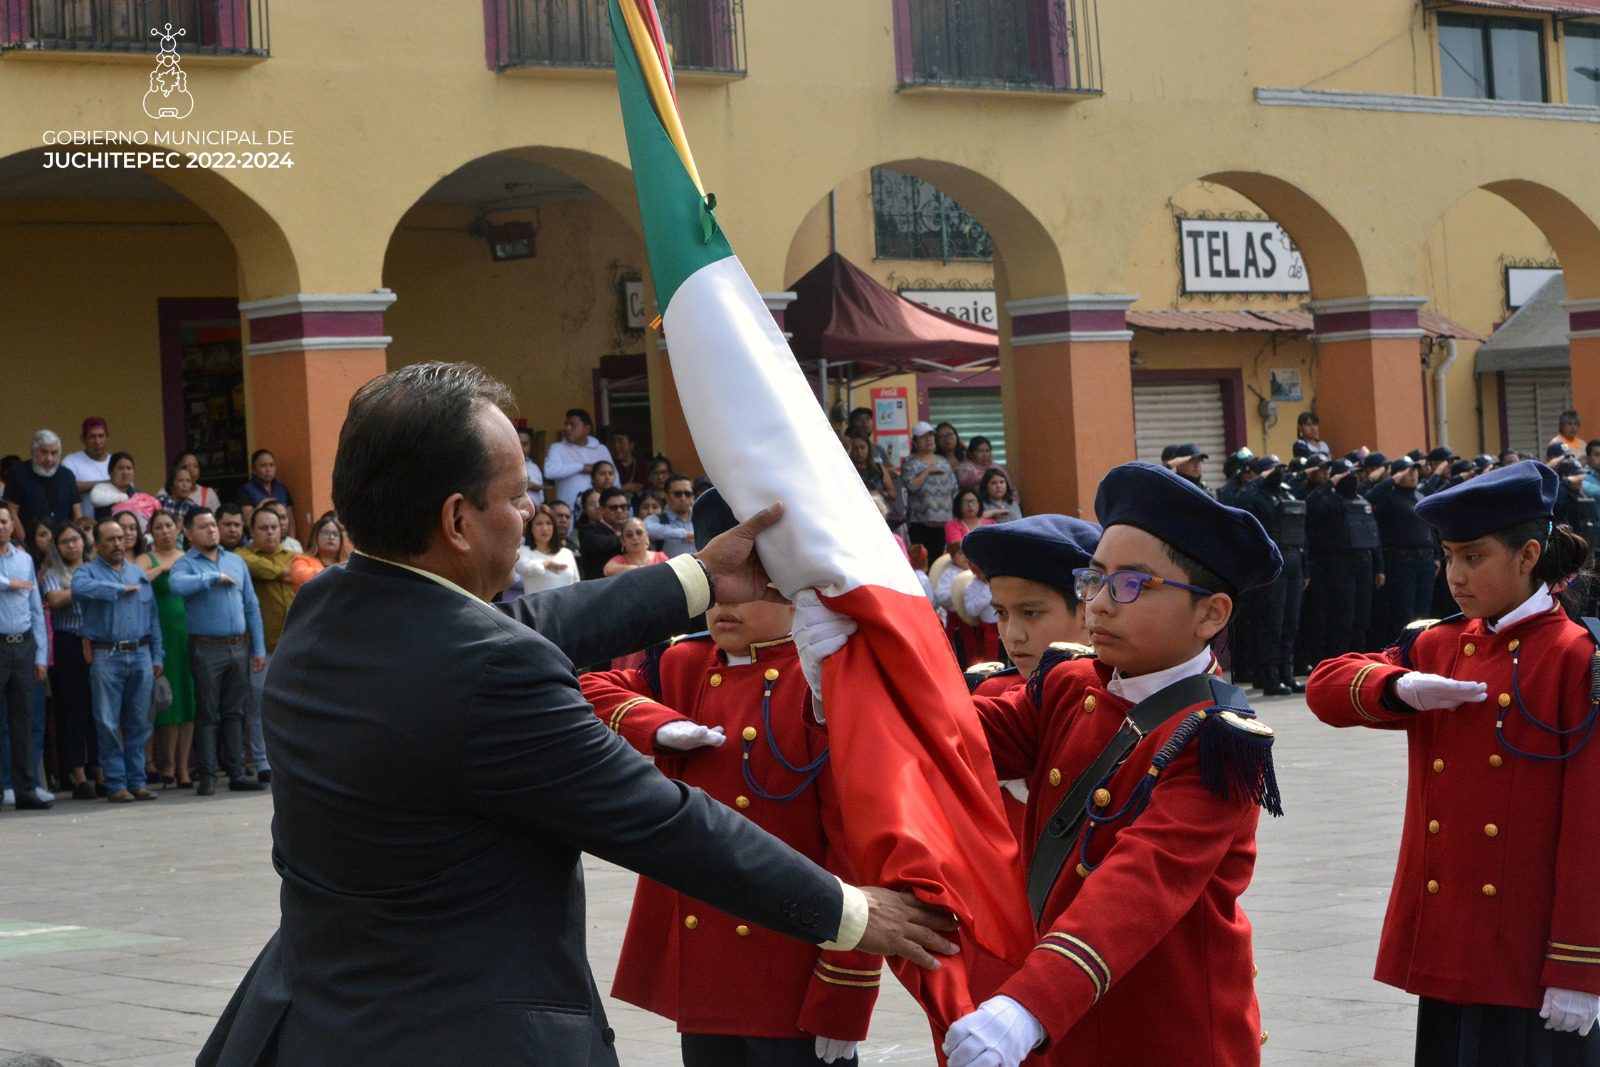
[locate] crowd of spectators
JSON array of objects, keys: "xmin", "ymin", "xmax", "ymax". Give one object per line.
[{"xmin": 0, "ymin": 417, "xmax": 349, "ymax": 812}]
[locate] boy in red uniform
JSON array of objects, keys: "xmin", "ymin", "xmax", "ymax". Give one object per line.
[
  {"xmin": 581, "ymin": 490, "xmax": 882, "ymax": 1067},
  {"xmin": 1307, "ymin": 459, "xmax": 1600, "ymax": 1064},
  {"xmin": 921, "ymin": 461, "xmax": 1284, "ymax": 1066}
]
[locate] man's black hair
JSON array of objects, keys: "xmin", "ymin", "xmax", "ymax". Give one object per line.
[{"xmin": 565, "ymin": 408, "xmax": 594, "ymax": 430}]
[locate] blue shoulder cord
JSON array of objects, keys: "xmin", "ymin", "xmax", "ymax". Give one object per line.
[
  {"xmin": 741, "ymin": 674, "xmax": 828, "ymax": 802},
  {"xmin": 1498, "ymin": 641, "xmax": 1599, "ymax": 762}
]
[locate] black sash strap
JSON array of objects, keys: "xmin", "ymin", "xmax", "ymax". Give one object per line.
[{"xmin": 1025, "ymin": 672, "xmax": 1241, "ymax": 922}]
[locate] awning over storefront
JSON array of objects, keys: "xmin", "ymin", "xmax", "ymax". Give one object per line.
[
  {"xmin": 1127, "ymin": 307, "xmax": 1482, "ymax": 339},
  {"xmin": 785, "ymin": 252, "xmax": 999, "ymax": 374},
  {"xmin": 1475, "ymin": 274, "xmax": 1570, "ymax": 373},
  {"xmin": 1426, "ymin": 0, "xmax": 1600, "ymax": 15}
]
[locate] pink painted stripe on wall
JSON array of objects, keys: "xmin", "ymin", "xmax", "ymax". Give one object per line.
[
  {"xmin": 1569, "ymin": 308, "xmax": 1600, "ymax": 333},
  {"xmin": 1010, "ymin": 307, "xmax": 1127, "ymax": 337},
  {"xmin": 249, "ymin": 311, "xmax": 387, "ymax": 344},
  {"xmin": 1313, "ymin": 307, "xmax": 1421, "ymax": 334}
]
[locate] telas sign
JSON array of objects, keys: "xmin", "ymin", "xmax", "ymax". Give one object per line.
[{"xmin": 1178, "ymin": 218, "xmax": 1308, "ymax": 295}]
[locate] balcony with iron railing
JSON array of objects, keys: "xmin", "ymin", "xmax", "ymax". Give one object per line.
[
  {"xmin": 894, "ymin": 0, "xmax": 1102, "ymax": 96},
  {"xmin": 485, "ymin": 0, "xmax": 745, "ymax": 77},
  {"xmin": 0, "ymin": 0, "xmax": 269, "ymax": 56}
]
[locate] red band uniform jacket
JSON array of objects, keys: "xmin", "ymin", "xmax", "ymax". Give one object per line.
[
  {"xmin": 971, "ymin": 654, "xmax": 1265, "ymax": 1066},
  {"xmin": 1306, "ymin": 605, "xmax": 1600, "ymax": 1008},
  {"xmin": 581, "ymin": 635, "xmax": 883, "ymax": 1041}
]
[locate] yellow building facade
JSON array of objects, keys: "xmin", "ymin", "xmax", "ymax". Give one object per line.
[{"xmin": 3, "ymin": 0, "xmax": 1599, "ymax": 519}]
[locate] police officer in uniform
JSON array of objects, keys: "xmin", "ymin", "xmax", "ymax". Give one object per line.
[
  {"xmin": 1241, "ymin": 454, "xmax": 1308, "ymax": 695},
  {"xmin": 1308, "ymin": 459, "xmax": 1384, "ymax": 656},
  {"xmin": 1369, "ymin": 456, "xmax": 1437, "ymax": 648}
]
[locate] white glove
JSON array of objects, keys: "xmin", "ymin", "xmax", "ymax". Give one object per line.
[
  {"xmin": 653, "ymin": 721, "xmax": 725, "ymax": 751},
  {"xmin": 792, "ymin": 589, "xmax": 858, "ymax": 699},
  {"xmin": 1541, "ymin": 986, "xmax": 1600, "ymax": 1035},
  {"xmin": 1394, "ymin": 672, "xmax": 1487, "ymax": 712},
  {"xmin": 814, "ymin": 1036, "xmax": 858, "ymax": 1063},
  {"xmin": 942, "ymin": 995, "xmax": 1045, "ymax": 1067}
]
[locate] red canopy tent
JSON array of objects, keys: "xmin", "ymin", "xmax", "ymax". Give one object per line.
[{"xmin": 785, "ymin": 253, "xmax": 1000, "ymax": 385}]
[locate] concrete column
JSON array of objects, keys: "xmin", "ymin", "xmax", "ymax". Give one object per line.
[
  {"xmin": 1566, "ymin": 298, "xmax": 1600, "ymax": 431},
  {"xmin": 237, "ymin": 290, "xmax": 396, "ymax": 528},
  {"xmin": 1003, "ymin": 294, "xmax": 1137, "ymax": 520},
  {"xmin": 1308, "ymin": 296, "xmax": 1429, "ymax": 456}
]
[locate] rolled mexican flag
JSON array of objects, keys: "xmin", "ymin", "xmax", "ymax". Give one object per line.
[{"xmin": 609, "ymin": 0, "xmax": 1032, "ymax": 1028}]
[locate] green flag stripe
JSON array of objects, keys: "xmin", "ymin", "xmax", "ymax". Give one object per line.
[{"xmin": 610, "ymin": 0, "xmax": 734, "ymax": 311}]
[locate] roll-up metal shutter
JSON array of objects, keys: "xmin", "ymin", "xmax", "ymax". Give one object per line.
[
  {"xmin": 1501, "ymin": 368, "xmax": 1571, "ymax": 457},
  {"xmin": 1133, "ymin": 381, "xmax": 1228, "ymax": 465},
  {"xmin": 927, "ymin": 388, "xmax": 1006, "ymax": 464}
]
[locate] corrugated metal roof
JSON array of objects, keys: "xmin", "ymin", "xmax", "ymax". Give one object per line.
[
  {"xmin": 1127, "ymin": 307, "xmax": 1483, "ymax": 342},
  {"xmin": 1436, "ymin": 0, "xmax": 1600, "ymax": 14}
]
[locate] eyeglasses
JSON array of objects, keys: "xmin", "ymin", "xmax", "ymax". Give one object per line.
[
  {"xmin": 1071, "ymin": 567, "xmax": 1213, "ymax": 605},
  {"xmin": 605, "ymin": 503, "xmax": 630, "ymax": 511},
  {"xmin": 670, "ymin": 490, "xmax": 694, "ymax": 498}
]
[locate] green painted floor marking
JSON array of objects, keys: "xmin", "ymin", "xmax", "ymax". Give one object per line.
[{"xmin": 0, "ymin": 921, "xmax": 178, "ymax": 960}]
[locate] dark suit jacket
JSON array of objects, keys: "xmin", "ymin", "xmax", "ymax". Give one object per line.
[
  {"xmin": 578, "ymin": 521, "xmax": 624, "ymax": 582},
  {"xmin": 198, "ymin": 554, "xmax": 844, "ymax": 1066}
]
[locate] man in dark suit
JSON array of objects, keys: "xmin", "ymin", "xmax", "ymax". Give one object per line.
[{"xmin": 198, "ymin": 363, "xmax": 955, "ymax": 1067}]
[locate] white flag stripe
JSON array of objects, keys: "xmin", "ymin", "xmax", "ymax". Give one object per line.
[{"xmin": 663, "ymin": 256, "xmax": 923, "ymax": 601}]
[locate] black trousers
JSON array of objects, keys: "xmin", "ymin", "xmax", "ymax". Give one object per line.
[
  {"xmin": 1248, "ymin": 550, "xmax": 1306, "ymax": 685},
  {"xmin": 48, "ymin": 631, "xmax": 97, "ymax": 770},
  {"xmin": 1416, "ymin": 997, "xmax": 1600, "ymax": 1066},
  {"xmin": 190, "ymin": 639, "xmax": 249, "ymax": 779},
  {"xmin": 681, "ymin": 1034, "xmax": 857, "ymax": 1067},
  {"xmin": 1, "ymin": 635, "xmax": 38, "ymax": 793},
  {"xmin": 1314, "ymin": 551, "xmax": 1376, "ymax": 657},
  {"xmin": 1378, "ymin": 555, "xmax": 1438, "ymax": 649}
]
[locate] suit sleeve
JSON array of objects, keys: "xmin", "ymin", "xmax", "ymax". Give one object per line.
[
  {"xmin": 797, "ymin": 718, "xmax": 883, "ymax": 1042},
  {"xmin": 1305, "ymin": 647, "xmax": 1413, "ymax": 730},
  {"xmin": 464, "ymin": 628, "xmax": 845, "ymax": 948},
  {"xmin": 1542, "ymin": 635, "xmax": 1600, "ymax": 994},
  {"xmin": 581, "ymin": 666, "xmax": 691, "ymax": 752},
  {"xmin": 1000, "ymin": 743, "xmax": 1258, "ymax": 1044},
  {"xmin": 498, "ymin": 563, "xmax": 693, "ymax": 669}
]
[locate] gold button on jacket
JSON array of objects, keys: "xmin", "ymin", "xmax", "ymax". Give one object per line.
[
  {"xmin": 1489, "ymin": 754, "xmax": 1504, "ymax": 768},
  {"xmin": 1482, "ymin": 884, "xmax": 1497, "ymax": 897},
  {"xmin": 1083, "ymin": 695, "xmax": 1097, "ymax": 712},
  {"xmin": 1428, "ymin": 820, "xmax": 1440, "ymax": 834},
  {"xmin": 1432, "ymin": 758, "xmax": 1445, "ymax": 773},
  {"xmin": 736, "ymin": 925, "xmax": 750, "ymax": 937},
  {"xmin": 1497, "ymin": 693, "xmax": 1512, "ymax": 708},
  {"xmin": 684, "ymin": 915, "xmax": 699, "ymax": 929},
  {"xmin": 735, "ymin": 796, "xmax": 751, "ymax": 809},
  {"xmin": 1427, "ymin": 880, "xmax": 1440, "ymax": 895},
  {"xmin": 1484, "ymin": 824, "xmax": 1499, "ymax": 837},
  {"xmin": 709, "ymin": 673, "xmax": 723, "ymax": 687},
  {"xmin": 1093, "ymin": 788, "xmax": 1112, "ymax": 808},
  {"xmin": 1463, "ymin": 643, "xmax": 1476, "ymax": 656},
  {"xmin": 764, "ymin": 668, "xmax": 780, "ymax": 681},
  {"xmin": 1048, "ymin": 768, "xmax": 1062, "ymax": 787},
  {"xmin": 741, "ymin": 726, "xmax": 757, "ymax": 742}
]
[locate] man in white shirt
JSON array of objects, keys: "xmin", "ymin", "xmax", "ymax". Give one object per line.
[
  {"xmin": 62, "ymin": 416, "xmax": 113, "ymax": 516},
  {"xmin": 644, "ymin": 473, "xmax": 697, "ymax": 558},
  {"xmin": 515, "ymin": 425, "xmax": 544, "ymax": 506},
  {"xmin": 543, "ymin": 408, "xmax": 614, "ymax": 507}
]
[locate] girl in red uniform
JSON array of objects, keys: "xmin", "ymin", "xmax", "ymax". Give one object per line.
[{"xmin": 1307, "ymin": 459, "xmax": 1600, "ymax": 1065}]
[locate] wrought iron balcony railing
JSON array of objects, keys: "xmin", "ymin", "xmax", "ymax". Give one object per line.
[
  {"xmin": 895, "ymin": 0, "xmax": 1101, "ymax": 95},
  {"xmin": 3, "ymin": 0, "xmax": 268, "ymax": 55},
  {"xmin": 488, "ymin": 0, "xmax": 745, "ymax": 76}
]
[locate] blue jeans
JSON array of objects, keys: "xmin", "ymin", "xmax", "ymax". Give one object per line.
[{"xmin": 89, "ymin": 648, "xmax": 154, "ymax": 793}]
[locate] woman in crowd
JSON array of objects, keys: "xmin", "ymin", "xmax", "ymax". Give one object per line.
[
  {"xmin": 41, "ymin": 522, "xmax": 98, "ymax": 799},
  {"xmin": 978, "ymin": 466, "xmax": 1022, "ymax": 523},
  {"xmin": 289, "ymin": 514, "xmax": 347, "ymax": 591},
  {"xmin": 901, "ymin": 421, "xmax": 958, "ymax": 565},
  {"xmin": 575, "ymin": 487, "xmax": 602, "ymax": 531},
  {"xmin": 644, "ymin": 455, "xmax": 673, "ymax": 500},
  {"xmin": 173, "ymin": 452, "xmax": 222, "ymax": 512},
  {"xmin": 591, "ymin": 460, "xmax": 619, "ymax": 495},
  {"xmin": 113, "ymin": 510, "xmax": 148, "ymax": 557},
  {"xmin": 143, "ymin": 510, "xmax": 196, "ymax": 789},
  {"xmin": 91, "ymin": 452, "xmax": 139, "ymax": 520},
  {"xmin": 846, "ymin": 431, "xmax": 897, "ymax": 503},
  {"xmin": 934, "ymin": 421, "xmax": 966, "ymax": 473},
  {"xmin": 944, "ymin": 487, "xmax": 994, "ymax": 550},
  {"xmin": 25, "ymin": 517, "xmax": 54, "ymax": 570},
  {"xmin": 515, "ymin": 505, "xmax": 579, "ymax": 594},
  {"xmin": 634, "ymin": 491, "xmax": 666, "ymax": 522},
  {"xmin": 604, "ymin": 517, "xmax": 667, "ymax": 576},
  {"xmin": 962, "ymin": 436, "xmax": 1014, "ymax": 497},
  {"xmin": 156, "ymin": 461, "xmax": 200, "ymax": 527}
]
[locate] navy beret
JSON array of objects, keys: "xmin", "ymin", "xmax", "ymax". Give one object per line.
[
  {"xmin": 1094, "ymin": 462, "xmax": 1283, "ymax": 594},
  {"xmin": 692, "ymin": 486, "xmax": 737, "ymax": 547},
  {"xmin": 1415, "ymin": 460, "xmax": 1557, "ymax": 542},
  {"xmin": 962, "ymin": 515, "xmax": 1102, "ymax": 594}
]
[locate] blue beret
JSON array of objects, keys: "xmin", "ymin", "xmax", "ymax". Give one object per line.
[
  {"xmin": 1094, "ymin": 462, "xmax": 1282, "ymax": 594},
  {"xmin": 1414, "ymin": 459, "xmax": 1556, "ymax": 542},
  {"xmin": 962, "ymin": 515, "xmax": 1102, "ymax": 594},
  {"xmin": 692, "ymin": 486, "xmax": 736, "ymax": 547}
]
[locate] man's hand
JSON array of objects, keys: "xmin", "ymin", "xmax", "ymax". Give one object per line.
[
  {"xmin": 1542, "ymin": 987, "xmax": 1600, "ymax": 1034},
  {"xmin": 33, "ymin": 665, "xmax": 46, "ymax": 683},
  {"xmin": 943, "ymin": 996, "xmax": 1046, "ymax": 1067},
  {"xmin": 153, "ymin": 664, "xmax": 164, "ymax": 679},
  {"xmin": 124, "ymin": 585, "xmax": 140, "ymax": 595},
  {"xmin": 545, "ymin": 560, "xmax": 568, "ymax": 573},
  {"xmin": 217, "ymin": 573, "xmax": 237, "ymax": 587},
  {"xmin": 853, "ymin": 886, "xmax": 959, "ymax": 969},
  {"xmin": 251, "ymin": 656, "xmax": 266, "ymax": 673},
  {"xmin": 9, "ymin": 578, "xmax": 34, "ymax": 591},
  {"xmin": 813, "ymin": 1037, "xmax": 857, "ymax": 1064},
  {"xmin": 655, "ymin": 721, "xmax": 725, "ymax": 752},
  {"xmin": 1394, "ymin": 671, "xmax": 1486, "ymax": 712},
  {"xmin": 694, "ymin": 502, "xmax": 786, "ymax": 605},
  {"xmin": 1375, "ymin": 573, "xmax": 1386, "ymax": 589},
  {"xmin": 793, "ymin": 590, "xmax": 857, "ymax": 696}
]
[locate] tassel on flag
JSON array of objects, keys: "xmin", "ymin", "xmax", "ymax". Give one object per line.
[{"xmin": 608, "ymin": 0, "xmax": 1034, "ymax": 1029}]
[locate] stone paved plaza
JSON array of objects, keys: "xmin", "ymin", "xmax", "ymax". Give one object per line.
[{"xmin": 1, "ymin": 691, "xmax": 1419, "ymax": 1065}]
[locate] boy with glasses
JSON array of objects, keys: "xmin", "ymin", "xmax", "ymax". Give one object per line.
[{"xmin": 940, "ymin": 461, "xmax": 1285, "ymax": 1067}]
